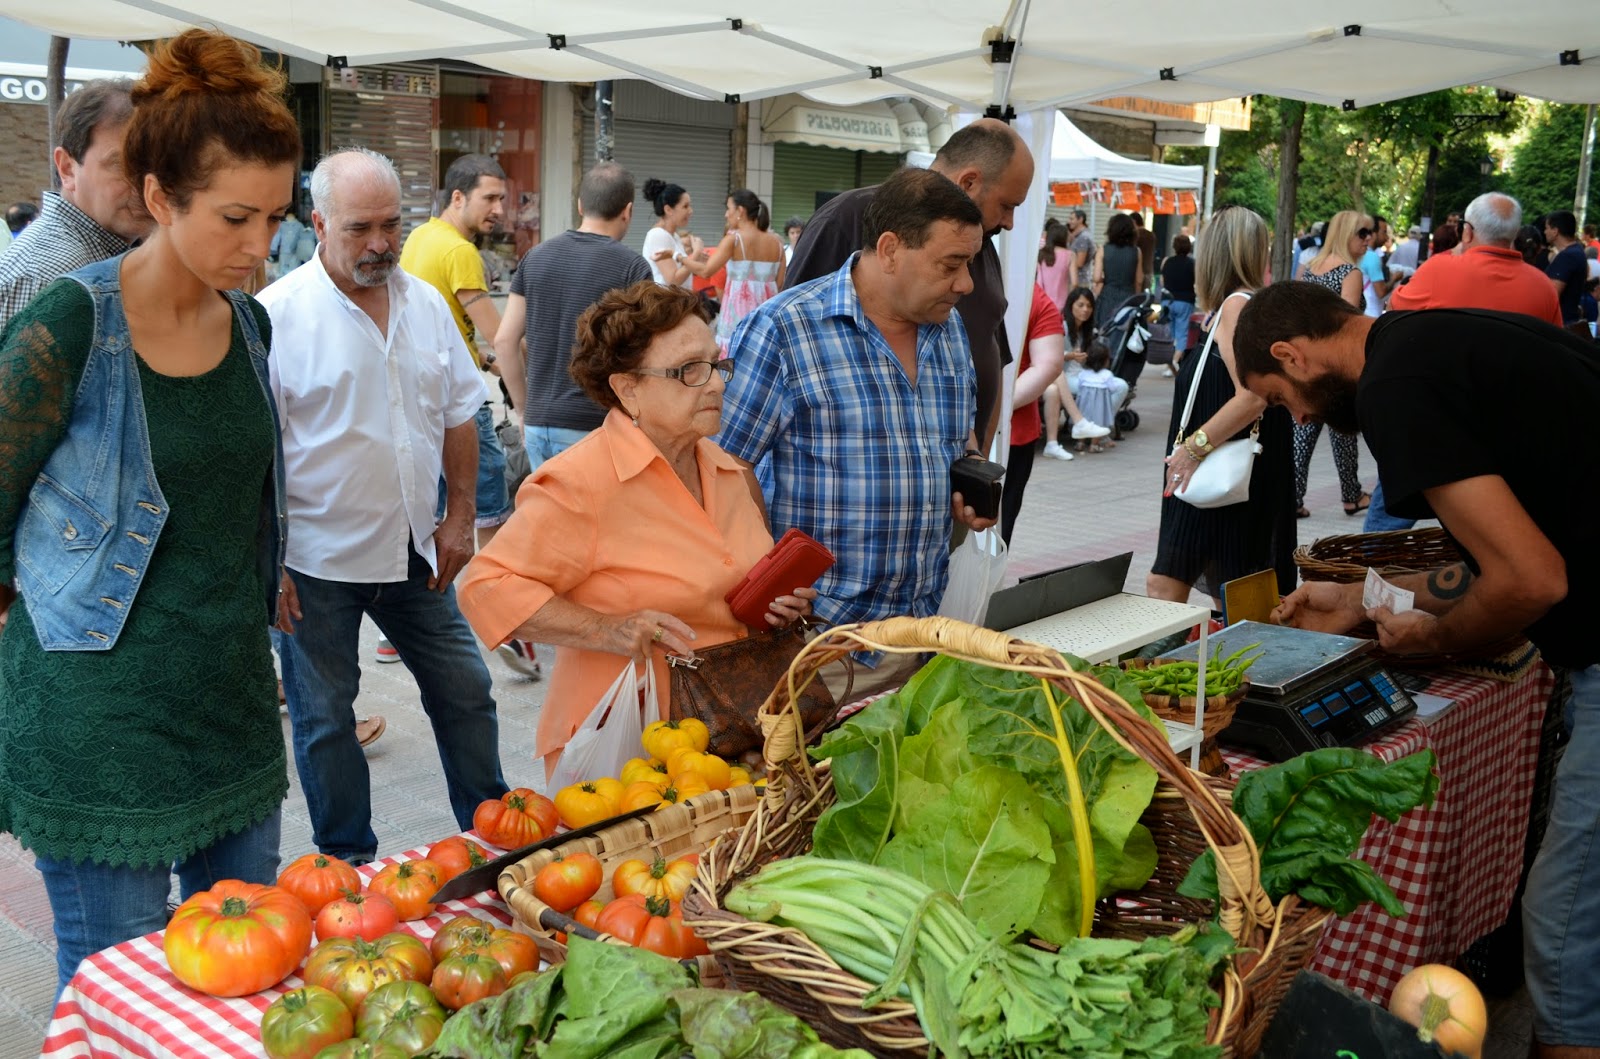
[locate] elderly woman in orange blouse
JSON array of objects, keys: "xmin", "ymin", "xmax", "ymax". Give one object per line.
[{"xmin": 458, "ymin": 281, "xmax": 815, "ymax": 776}]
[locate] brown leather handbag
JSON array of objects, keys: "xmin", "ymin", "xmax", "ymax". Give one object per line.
[{"xmin": 666, "ymin": 623, "xmax": 846, "ymax": 759}]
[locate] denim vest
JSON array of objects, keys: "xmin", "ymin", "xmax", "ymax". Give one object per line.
[{"xmin": 13, "ymin": 254, "xmax": 287, "ymax": 650}]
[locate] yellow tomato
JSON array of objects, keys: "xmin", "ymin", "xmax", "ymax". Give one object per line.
[
  {"xmin": 554, "ymin": 779, "xmax": 624, "ymax": 829},
  {"xmin": 727, "ymin": 766, "xmax": 753, "ymax": 788},
  {"xmin": 641, "ymin": 719, "xmax": 709, "ymax": 761},
  {"xmin": 659, "ymin": 773, "xmax": 710, "ymax": 805},
  {"xmin": 667, "ymin": 748, "xmax": 731, "ymax": 791},
  {"xmin": 620, "ymin": 757, "xmax": 668, "ymax": 786},
  {"xmin": 620, "ymin": 779, "xmax": 667, "ymax": 813}
]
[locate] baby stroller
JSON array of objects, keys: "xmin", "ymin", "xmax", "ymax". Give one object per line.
[{"xmin": 1101, "ymin": 291, "xmax": 1170, "ymax": 437}]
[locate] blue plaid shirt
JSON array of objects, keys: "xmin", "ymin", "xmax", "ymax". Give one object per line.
[{"xmin": 715, "ymin": 254, "xmax": 975, "ymax": 631}]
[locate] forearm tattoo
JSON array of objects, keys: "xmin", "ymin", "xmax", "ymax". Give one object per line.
[{"xmin": 1427, "ymin": 563, "xmax": 1474, "ymax": 600}]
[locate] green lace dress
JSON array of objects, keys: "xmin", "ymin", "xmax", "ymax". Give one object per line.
[{"xmin": 0, "ymin": 281, "xmax": 286, "ymax": 869}]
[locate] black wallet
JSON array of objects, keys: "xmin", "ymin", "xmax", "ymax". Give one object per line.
[{"xmin": 950, "ymin": 455, "xmax": 1006, "ymax": 520}]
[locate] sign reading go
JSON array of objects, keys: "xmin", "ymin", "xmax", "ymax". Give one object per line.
[{"xmin": 0, "ymin": 77, "xmax": 85, "ymax": 105}]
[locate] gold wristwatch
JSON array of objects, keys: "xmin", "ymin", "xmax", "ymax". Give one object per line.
[{"xmin": 1190, "ymin": 429, "xmax": 1215, "ymax": 454}]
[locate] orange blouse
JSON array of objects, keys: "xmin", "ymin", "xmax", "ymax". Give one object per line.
[{"xmin": 457, "ymin": 409, "xmax": 773, "ymax": 770}]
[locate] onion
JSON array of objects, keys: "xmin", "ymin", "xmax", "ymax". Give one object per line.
[{"xmin": 1388, "ymin": 964, "xmax": 1488, "ymax": 1059}]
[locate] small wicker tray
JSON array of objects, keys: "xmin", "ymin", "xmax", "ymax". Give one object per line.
[
  {"xmin": 499, "ymin": 785, "xmax": 760, "ymax": 981},
  {"xmin": 1123, "ymin": 658, "xmax": 1247, "ymax": 778}
]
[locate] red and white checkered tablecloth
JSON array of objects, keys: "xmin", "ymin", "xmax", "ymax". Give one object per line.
[
  {"xmin": 1222, "ymin": 662, "xmax": 1554, "ymax": 1005},
  {"xmin": 41, "ymin": 837, "xmax": 518, "ymax": 1059}
]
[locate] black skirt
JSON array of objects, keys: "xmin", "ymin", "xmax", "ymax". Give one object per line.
[{"xmin": 1150, "ymin": 349, "xmax": 1298, "ymax": 597}]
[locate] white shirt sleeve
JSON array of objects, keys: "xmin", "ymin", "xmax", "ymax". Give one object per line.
[{"xmin": 642, "ymin": 227, "xmax": 677, "ymax": 285}]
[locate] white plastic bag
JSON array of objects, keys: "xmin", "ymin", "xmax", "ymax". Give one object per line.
[
  {"xmin": 545, "ymin": 661, "xmax": 661, "ymax": 791},
  {"xmin": 937, "ymin": 527, "xmax": 1008, "ymax": 626}
]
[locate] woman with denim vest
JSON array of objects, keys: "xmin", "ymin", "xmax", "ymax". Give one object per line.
[{"xmin": 0, "ymin": 29, "xmax": 301, "ymax": 994}]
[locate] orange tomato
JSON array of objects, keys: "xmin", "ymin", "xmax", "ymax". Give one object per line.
[
  {"xmin": 533, "ymin": 852, "xmax": 604, "ymax": 912},
  {"xmin": 367, "ymin": 859, "xmax": 444, "ymax": 921},
  {"xmin": 276, "ymin": 853, "xmax": 363, "ymax": 918},
  {"xmin": 593, "ymin": 894, "xmax": 708, "ymax": 959},
  {"xmin": 612, "ymin": 855, "xmax": 698, "ymax": 903},
  {"xmin": 666, "ymin": 748, "xmax": 731, "ymax": 790},
  {"xmin": 1389, "ymin": 964, "xmax": 1487, "ymax": 1059},
  {"xmin": 620, "ymin": 779, "xmax": 667, "ymax": 812},
  {"xmin": 164, "ymin": 881, "xmax": 313, "ymax": 997},
  {"xmin": 427, "ymin": 836, "xmax": 490, "ymax": 884},
  {"xmin": 473, "ymin": 789, "xmax": 558, "ymax": 848}
]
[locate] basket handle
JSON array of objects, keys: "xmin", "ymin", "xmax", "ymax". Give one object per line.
[{"xmin": 757, "ymin": 616, "xmax": 1277, "ymax": 944}]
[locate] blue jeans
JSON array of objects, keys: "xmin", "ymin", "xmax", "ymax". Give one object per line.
[
  {"xmin": 1362, "ymin": 479, "xmax": 1416, "ymax": 533},
  {"xmin": 473, "ymin": 403, "xmax": 512, "ymax": 528},
  {"xmin": 1524, "ymin": 664, "xmax": 1600, "ymax": 1046},
  {"xmin": 1168, "ymin": 300, "xmax": 1194, "ymax": 355},
  {"xmin": 276, "ymin": 543, "xmax": 507, "ymax": 862},
  {"xmin": 524, "ymin": 424, "xmax": 591, "ymax": 469},
  {"xmin": 37, "ymin": 810, "xmax": 282, "ymax": 998}
]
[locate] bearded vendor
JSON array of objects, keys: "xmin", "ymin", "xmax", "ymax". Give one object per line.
[{"xmin": 1229, "ymin": 280, "xmax": 1600, "ymax": 1059}]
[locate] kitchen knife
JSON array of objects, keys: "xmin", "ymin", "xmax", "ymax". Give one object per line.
[{"xmin": 429, "ymin": 805, "xmax": 656, "ymax": 904}]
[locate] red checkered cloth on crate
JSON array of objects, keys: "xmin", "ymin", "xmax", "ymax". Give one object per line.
[
  {"xmin": 42, "ymin": 837, "xmax": 520, "ymax": 1059},
  {"xmin": 1222, "ymin": 664, "xmax": 1553, "ymax": 1003}
]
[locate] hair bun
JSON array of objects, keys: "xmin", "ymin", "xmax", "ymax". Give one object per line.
[
  {"xmin": 642, "ymin": 177, "xmax": 666, "ymax": 203},
  {"xmin": 133, "ymin": 28, "xmax": 286, "ymax": 104}
]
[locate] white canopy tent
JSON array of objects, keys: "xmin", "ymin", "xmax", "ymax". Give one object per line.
[
  {"xmin": 1050, "ymin": 112, "xmax": 1201, "ymax": 189},
  {"xmin": 2, "ymin": 0, "xmax": 1595, "ymax": 110}
]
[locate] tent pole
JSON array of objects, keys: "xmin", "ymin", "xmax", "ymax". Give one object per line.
[
  {"xmin": 1203, "ymin": 141, "xmax": 1217, "ymax": 225},
  {"xmin": 1576, "ymin": 103, "xmax": 1598, "ymax": 230},
  {"xmin": 595, "ymin": 81, "xmax": 614, "ymax": 163}
]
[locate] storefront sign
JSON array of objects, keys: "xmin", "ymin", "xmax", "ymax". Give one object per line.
[
  {"xmin": 763, "ymin": 95, "xmax": 905, "ymax": 153},
  {"xmin": 0, "ymin": 76, "xmax": 83, "ymax": 105},
  {"xmin": 801, "ymin": 110, "xmax": 896, "ymax": 139}
]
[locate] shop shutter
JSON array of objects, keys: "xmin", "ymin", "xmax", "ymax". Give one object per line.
[
  {"xmin": 324, "ymin": 63, "xmax": 438, "ymax": 239},
  {"xmin": 770, "ymin": 142, "xmax": 904, "ymax": 229},
  {"xmin": 582, "ymin": 117, "xmax": 733, "ymax": 255}
]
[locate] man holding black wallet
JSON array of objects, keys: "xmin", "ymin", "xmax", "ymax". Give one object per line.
[{"xmin": 716, "ymin": 167, "xmax": 997, "ymax": 700}]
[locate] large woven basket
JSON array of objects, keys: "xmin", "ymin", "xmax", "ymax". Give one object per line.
[
  {"xmin": 681, "ymin": 617, "xmax": 1333, "ymax": 1058},
  {"xmin": 500, "ymin": 785, "xmax": 760, "ymax": 980}
]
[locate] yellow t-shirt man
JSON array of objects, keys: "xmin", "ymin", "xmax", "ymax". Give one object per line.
[{"xmin": 400, "ymin": 216, "xmax": 488, "ymax": 368}]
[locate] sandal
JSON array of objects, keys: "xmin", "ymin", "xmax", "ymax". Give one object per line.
[
  {"xmin": 1295, "ymin": 506, "xmax": 1311, "ymax": 519},
  {"xmin": 1343, "ymin": 493, "xmax": 1372, "ymax": 516}
]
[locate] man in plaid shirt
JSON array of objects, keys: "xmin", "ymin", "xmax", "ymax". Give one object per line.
[
  {"xmin": 0, "ymin": 80, "xmax": 149, "ymax": 330},
  {"xmin": 716, "ymin": 167, "xmax": 996, "ymax": 698}
]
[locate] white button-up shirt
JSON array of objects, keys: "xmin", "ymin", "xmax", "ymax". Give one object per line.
[{"xmin": 258, "ymin": 249, "xmax": 487, "ymax": 583}]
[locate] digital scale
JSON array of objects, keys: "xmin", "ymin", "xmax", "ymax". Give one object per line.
[{"xmin": 1160, "ymin": 621, "xmax": 1417, "ymax": 762}]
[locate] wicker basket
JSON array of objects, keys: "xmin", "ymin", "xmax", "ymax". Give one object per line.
[
  {"xmin": 1294, "ymin": 527, "xmax": 1530, "ymax": 671},
  {"xmin": 681, "ymin": 617, "xmax": 1333, "ymax": 1058},
  {"xmin": 499, "ymin": 785, "xmax": 760, "ymax": 980},
  {"xmin": 1124, "ymin": 658, "xmax": 1247, "ymax": 778}
]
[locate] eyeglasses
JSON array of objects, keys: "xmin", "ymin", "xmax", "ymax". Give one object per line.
[
  {"xmin": 633, "ymin": 358, "xmax": 734, "ymax": 387},
  {"xmin": 1356, "ymin": 228, "xmax": 1373, "ymax": 239}
]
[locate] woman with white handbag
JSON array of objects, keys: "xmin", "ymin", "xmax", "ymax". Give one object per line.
[{"xmin": 1146, "ymin": 207, "xmax": 1297, "ymax": 605}]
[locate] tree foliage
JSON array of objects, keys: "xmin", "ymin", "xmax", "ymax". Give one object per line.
[{"xmin": 1504, "ymin": 102, "xmax": 1600, "ymax": 221}]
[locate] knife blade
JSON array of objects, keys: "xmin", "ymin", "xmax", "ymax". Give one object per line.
[{"xmin": 429, "ymin": 805, "xmax": 657, "ymax": 904}]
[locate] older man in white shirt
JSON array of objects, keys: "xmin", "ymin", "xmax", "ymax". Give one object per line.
[{"xmin": 258, "ymin": 148, "xmax": 508, "ymax": 865}]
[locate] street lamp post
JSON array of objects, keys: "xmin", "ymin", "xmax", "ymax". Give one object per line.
[{"xmin": 1479, "ymin": 154, "xmax": 1493, "ymax": 195}]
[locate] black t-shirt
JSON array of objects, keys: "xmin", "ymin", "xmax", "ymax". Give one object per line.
[
  {"xmin": 1546, "ymin": 243, "xmax": 1588, "ymax": 323},
  {"xmin": 510, "ymin": 230, "xmax": 652, "ymax": 431},
  {"xmin": 1359, "ymin": 309, "xmax": 1600, "ymax": 666},
  {"xmin": 784, "ymin": 184, "xmax": 1012, "ymax": 445},
  {"xmin": 1160, "ymin": 255, "xmax": 1196, "ymax": 302}
]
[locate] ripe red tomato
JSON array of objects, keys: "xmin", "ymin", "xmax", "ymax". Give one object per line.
[
  {"xmin": 366, "ymin": 859, "xmax": 443, "ymax": 922},
  {"xmin": 429, "ymin": 914, "xmax": 491, "ymax": 963},
  {"xmin": 532, "ymin": 852, "xmax": 603, "ymax": 913},
  {"xmin": 163, "ymin": 881, "xmax": 313, "ymax": 997},
  {"xmin": 472, "ymin": 789, "xmax": 559, "ymax": 849},
  {"xmin": 259, "ymin": 985, "xmax": 353, "ymax": 1059},
  {"xmin": 315, "ymin": 892, "xmax": 400, "ymax": 943},
  {"xmin": 301, "ymin": 933, "xmax": 434, "ymax": 1013},
  {"xmin": 593, "ymin": 894, "xmax": 708, "ymax": 959},
  {"xmin": 427, "ymin": 837, "xmax": 490, "ymax": 884},
  {"xmin": 277, "ymin": 854, "xmax": 363, "ymax": 918},
  {"xmin": 430, "ymin": 952, "xmax": 509, "ymax": 1011},
  {"xmin": 426, "ymin": 916, "xmax": 537, "ymax": 979}
]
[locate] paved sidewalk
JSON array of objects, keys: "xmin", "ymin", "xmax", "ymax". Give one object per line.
[{"xmin": 1, "ymin": 364, "xmax": 1533, "ymax": 1057}]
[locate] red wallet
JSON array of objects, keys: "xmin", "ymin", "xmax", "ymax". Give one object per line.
[{"xmin": 725, "ymin": 528, "xmax": 835, "ymax": 627}]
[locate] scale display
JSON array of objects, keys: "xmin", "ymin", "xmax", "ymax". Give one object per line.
[{"xmin": 1160, "ymin": 621, "xmax": 1417, "ymax": 761}]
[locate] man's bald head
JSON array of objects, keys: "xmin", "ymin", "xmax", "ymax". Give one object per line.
[
  {"xmin": 310, "ymin": 147, "xmax": 402, "ymax": 221},
  {"xmin": 931, "ymin": 118, "xmax": 1034, "ymax": 234}
]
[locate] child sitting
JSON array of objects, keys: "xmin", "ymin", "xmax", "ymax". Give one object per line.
[{"xmin": 1074, "ymin": 342, "xmax": 1119, "ymax": 453}]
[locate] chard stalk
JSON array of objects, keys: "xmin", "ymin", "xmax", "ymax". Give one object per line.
[{"xmin": 1041, "ymin": 679, "xmax": 1097, "ymax": 937}]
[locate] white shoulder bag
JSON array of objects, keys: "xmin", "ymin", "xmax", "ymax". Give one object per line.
[{"xmin": 1173, "ymin": 292, "xmax": 1261, "ymax": 509}]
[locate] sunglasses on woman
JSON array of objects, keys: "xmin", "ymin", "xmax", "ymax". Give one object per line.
[
  {"xmin": 1356, "ymin": 227, "xmax": 1373, "ymax": 239},
  {"xmin": 633, "ymin": 359, "xmax": 734, "ymax": 387}
]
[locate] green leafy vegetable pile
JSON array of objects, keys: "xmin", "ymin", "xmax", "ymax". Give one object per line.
[
  {"xmin": 421, "ymin": 935, "xmax": 871, "ymax": 1059},
  {"xmin": 1179, "ymin": 747, "xmax": 1440, "ymax": 915},
  {"xmin": 809, "ymin": 655, "xmax": 1163, "ymax": 944},
  {"xmin": 726, "ymin": 856, "xmax": 1234, "ymax": 1059}
]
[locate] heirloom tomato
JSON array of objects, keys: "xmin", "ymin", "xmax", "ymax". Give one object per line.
[
  {"xmin": 659, "ymin": 775, "xmax": 710, "ymax": 805},
  {"xmin": 554, "ymin": 779, "xmax": 624, "ymax": 828},
  {"xmin": 593, "ymin": 894, "xmax": 708, "ymax": 958},
  {"xmin": 425, "ymin": 836, "xmax": 489, "ymax": 884},
  {"xmin": 260, "ymin": 985, "xmax": 354, "ymax": 1059},
  {"xmin": 277, "ymin": 854, "xmax": 363, "ymax": 918},
  {"xmin": 472, "ymin": 789, "xmax": 558, "ymax": 848},
  {"xmin": 366, "ymin": 859, "xmax": 443, "ymax": 921},
  {"xmin": 727, "ymin": 766, "xmax": 754, "ymax": 788},
  {"xmin": 666, "ymin": 748, "xmax": 732, "ymax": 790},
  {"xmin": 532, "ymin": 852, "xmax": 604, "ymax": 912},
  {"xmin": 620, "ymin": 757, "xmax": 669, "ymax": 785},
  {"xmin": 430, "ymin": 952, "xmax": 509, "ymax": 1010},
  {"xmin": 427, "ymin": 916, "xmax": 537, "ymax": 979},
  {"xmin": 301, "ymin": 933, "xmax": 433, "ymax": 1013},
  {"xmin": 619, "ymin": 779, "xmax": 666, "ymax": 812},
  {"xmin": 612, "ymin": 855, "xmax": 697, "ymax": 903},
  {"xmin": 315, "ymin": 892, "xmax": 400, "ymax": 943},
  {"xmin": 355, "ymin": 980, "xmax": 447, "ymax": 1055},
  {"xmin": 641, "ymin": 718, "xmax": 709, "ymax": 761},
  {"xmin": 312, "ymin": 1042, "xmax": 410, "ymax": 1059},
  {"xmin": 163, "ymin": 880, "xmax": 312, "ymax": 997}
]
